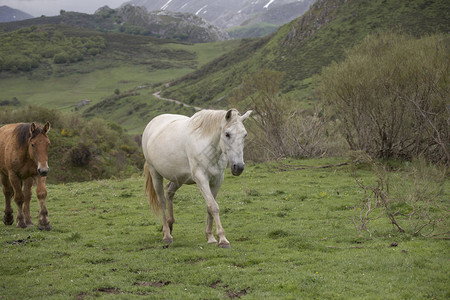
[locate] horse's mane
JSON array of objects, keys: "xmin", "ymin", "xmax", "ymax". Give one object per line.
[
  {"xmin": 14, "ymin": 123, "xmax": 43, "ymax": 147},
  {"xmin": 189, "ymin": 109, "xmax": 235, "ymax": 137}
]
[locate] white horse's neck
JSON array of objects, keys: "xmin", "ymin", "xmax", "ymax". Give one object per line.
[{"xmin": 189, "ymin": 110, "xmax": 228, "ymax": 163}]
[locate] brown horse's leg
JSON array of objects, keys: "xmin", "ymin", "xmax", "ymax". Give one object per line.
[
  {"xmin": 166, "ymin": 182, "xmax": 181, "ymax": 234},
  {"xmin": 23, "ymin": 178, "xmax": 34, "ymax": 226},
  {"xmin": 8, "ymin": 172, "xmax": 26, "ymax": 228},
  {"xmin": 36, "ymin": 176, "xmax": 50, "ymax": 231},
  {"xmin": 1, "ymin": 173, "xmax": 14, "ymax": 225}
]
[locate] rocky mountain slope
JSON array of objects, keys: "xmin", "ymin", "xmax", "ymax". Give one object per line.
[{"xmin": 127, "ymin": 0, "xmax": 316, "ymax": 28}]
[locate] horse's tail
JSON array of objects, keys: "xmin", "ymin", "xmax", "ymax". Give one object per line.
[{"xmin": 144, "ymin": 162, "xmax": 159, "ymax": 215}]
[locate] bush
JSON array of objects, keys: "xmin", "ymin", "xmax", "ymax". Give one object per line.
[
  {"xmin": 69, "ymin": 144, "xmax": 92, "ymax": 167},
  {"xmin": 319, "ymin": 32, "xmax": 449, "ymax": 164},
  {"xmin": 54, "ymin": 51, "xmax": 70, "ymax": 64}
]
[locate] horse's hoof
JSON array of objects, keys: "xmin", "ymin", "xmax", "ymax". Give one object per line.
[
  {"xmin": 218, "ymin": 242, "xmax": 231, "ymax": 248},
  {"xmin": 3, "ymin": 215, "xmax": 14, "ymax": 225},
  {"xmin": 26, "ymin": 220, "xmax": 34, "ymax": 227},
  {"xmin": 38, "ymin": 223, "xmax": 51, "ymax": 231},
  {"xmin": 163, "ymin": 238, "xmax": 173, "ymax": 244},
  {"xmin": 16, "ymin": 221, "xmax": 27, "ymax": 229}
]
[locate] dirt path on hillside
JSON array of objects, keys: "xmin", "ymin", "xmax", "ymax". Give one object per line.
[{"xmin": 152, "ymin": 90, "xmax": 202, "ymax": 111}]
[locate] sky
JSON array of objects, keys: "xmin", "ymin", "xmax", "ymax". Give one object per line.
[{"xmin": 0, "ymin": 0, "xmax": 127, "ymax": 17}]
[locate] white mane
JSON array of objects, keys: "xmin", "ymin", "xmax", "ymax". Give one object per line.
[{"xmin": 189, "ymin": 109, "xmax": 237, "ymax": 137}]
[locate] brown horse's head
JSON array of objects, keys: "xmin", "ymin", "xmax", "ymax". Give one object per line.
[{"xmin": 28, "ymin": 122, "xmax": 51, "ymax": 177}]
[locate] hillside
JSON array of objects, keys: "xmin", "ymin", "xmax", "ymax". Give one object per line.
[
  {"xmin": 0, "ymin": 5, "xmax": 33, "ymax": 22},
  {"xmin": 0, "ymin": 24, "xmax": 200, "ymax": 77},
  {"xmin": 160, "ymin": 0, "xmax": 450, "ymax": 106},
  {"xmin": 0, "ymin": 4, "xmax": 227, "ymax": 43}
]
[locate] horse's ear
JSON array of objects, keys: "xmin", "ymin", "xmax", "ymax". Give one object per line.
[
  {"xmin": 225, "ymin": 109, "xmax": 233, "ymax": 121},
  {"xmin": 240, "ymin": 110, "xmax": 252, "ymax": 122},
  {"xmin": 30, "ymin": 123, "xmax": 36, "ymax": 134},
  {"xmin": 43, "ymin": 121, "xmax": 51, "ymax": 134}
]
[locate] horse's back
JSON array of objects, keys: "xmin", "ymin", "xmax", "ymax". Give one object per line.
[
  {"xmin": 0, "ymin": 123, "xmax": 20, "ymax": 172},
  {"xmin": 143, "ymin": 114, "xmax": 189, "ymax": 146},
  {"xmin": 142, "ymin": 114, "xmax": 193, "ymax": 183}
]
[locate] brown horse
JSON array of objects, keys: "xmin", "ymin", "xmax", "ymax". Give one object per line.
[{"xmin": 0, "ymin": 122, "xmax": 51, "ymax": 230}]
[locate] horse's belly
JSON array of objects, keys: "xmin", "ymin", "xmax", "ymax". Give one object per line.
[{"xmin": 157, "ymin": 162, "xmax": 194, "ymax": 184}]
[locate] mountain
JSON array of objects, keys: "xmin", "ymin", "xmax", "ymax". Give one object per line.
[
  {"xmin": 126, "ymin": 0, "xmax": 316, "ymax": 37},
  {"xmin": 160, "ymin": 0, "xmax": 450, "ymax": 106},
  {"xmin": 0, "ymin": 4, "xmax": 228, "ymax": 42},
  {"xmin": 104, "ymin": 4, "xmax": 229, "ymax": 42},
  {"xmin": 0, "ymin": 5, "xmax": 33, "ymax": 22}
]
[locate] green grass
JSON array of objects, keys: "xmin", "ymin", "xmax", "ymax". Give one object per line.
[{"xmin": 1, "ymin": 159, "xmax": 448, "ymax": 299}]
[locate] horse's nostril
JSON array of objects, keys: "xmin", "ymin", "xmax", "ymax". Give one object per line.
[
  {"xmin": 38, "ymin": 168, "xmax": 49, "ymax": 177},
  {"xmin": 231, "ymin": 163, "xmax": 245, "ymax": 176}
]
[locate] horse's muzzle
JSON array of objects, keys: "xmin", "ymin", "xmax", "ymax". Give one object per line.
[
  {"xmin": 231, "ymin": 163, "xmax": 245, "ymax": 176},
  {"xmin": 38, "ymin": 168, "xmax": 49, "ymax": 177}
]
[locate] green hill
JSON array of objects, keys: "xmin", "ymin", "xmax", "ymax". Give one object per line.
[{"xmin": 161, "ymin": 0, "xmax": 450, "ymax": 106}]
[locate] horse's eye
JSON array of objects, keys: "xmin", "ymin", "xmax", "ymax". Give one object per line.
[
  {"xmin": 31, "ymin": 143, "xmax": 35, "ymax": 148},
  {"xmin": 225, "ymin": 132, "xmax": 230, "ymax": 138}
]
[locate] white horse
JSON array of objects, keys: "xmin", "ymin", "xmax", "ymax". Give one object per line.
[{"xmin": 142, "ymin": 109, "xmax": 252, "ymax": 248}]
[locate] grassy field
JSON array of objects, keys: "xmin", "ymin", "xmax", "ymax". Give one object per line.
[{"xmin": 1, "ymin": 158, "xmax": 448, "ymax": 299}]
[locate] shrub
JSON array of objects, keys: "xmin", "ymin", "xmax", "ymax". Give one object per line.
[
  {"xmin": 319, "ymin": 32, "xmax": 449, "ymax": 164},
  {"xmin": 68, "ymin": 144, "xmax": 92, "ymax": 167},
  {"xmin": 54, "ymin": 51, "xmax": 70, "ymax": 64}
]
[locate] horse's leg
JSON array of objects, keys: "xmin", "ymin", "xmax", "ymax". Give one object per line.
[
  {"xmin": 23, "ymin": 177, "xmax": 34, "ymax": 226},
  {"xmin": 205, "ymin": 209, "xmax": 217, "ymax": 244},
  {"xmin": 1, "ymin": 173, "xmax": 14, "ymax": 225},
  {"xmin": 150, "ymin": 170, "xmax": 172, "ymax": 243},
  {"xmin": 8, "ymin": 172, "xmax": 26, "ymax": 228},
  {"xmin": 166, "ymin": 182, "xmax": 181, "ymax": 234},
  {"xmin": 195, "ymin": 174, "xmax": 230, "ymax": 248},
  {"xmin": 204, "ymin": 180, "xmax": 222, "ymax": 244},
  {"xmin": 36, "ymin": 176, "xmax": 51, "ymax": 231}
]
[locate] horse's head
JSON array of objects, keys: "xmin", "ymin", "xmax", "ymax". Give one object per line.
[
  {"xmin": 220, "ymin": 109, "xmax": 252, "ymax": 176},
  {"xmin": 28, "ymin": 122, "xmax": 51, "ymax": 177}
]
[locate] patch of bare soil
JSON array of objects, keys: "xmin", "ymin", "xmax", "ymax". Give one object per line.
[
  {"xmin": 226, "ymin": 287, "xmax": 249, "ymax": 299},
  {"xmin": 134, "ymin": 280, "xmax": 171, "ymax": 287},
  {"xmin": 209, "ymin": 280, "xmax": 249, "ymax": 299}
]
